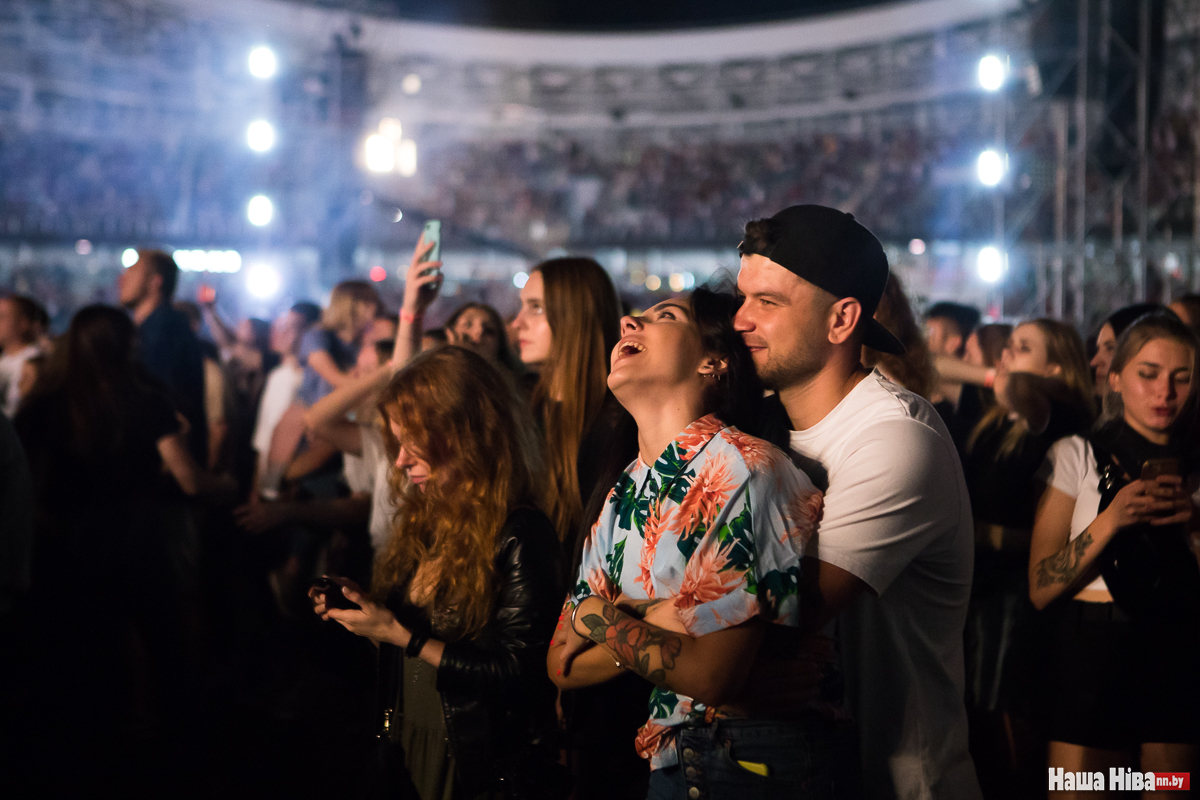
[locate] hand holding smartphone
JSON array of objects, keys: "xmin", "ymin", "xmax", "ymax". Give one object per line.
[
  {"xmin": 311, "ymin": 576, "xmax": 361, "ymax": 611},
  {"xmin": 1141, "ymin": 459, "xmax": 1184, "ymax": 519}
]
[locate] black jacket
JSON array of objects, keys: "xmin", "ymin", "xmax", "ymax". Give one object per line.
[{"xmin": 399, "ymin": 507, "xmax": 564, "ymax": 797}]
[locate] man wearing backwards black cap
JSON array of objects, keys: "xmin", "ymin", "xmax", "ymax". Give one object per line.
[{"xmin": 734, "ymin": 206, "xmax": 981, "ymax": 800}]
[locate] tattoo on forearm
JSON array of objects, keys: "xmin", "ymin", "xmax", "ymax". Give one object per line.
[
  {"xmin": 580, "ymin": 604, "xmax": 683, "ymax": 686},
  {"xmin": 1035, "ymin": 529, "xmax": 1094, "ymax": 589}
]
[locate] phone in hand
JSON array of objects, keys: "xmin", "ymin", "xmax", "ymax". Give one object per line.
[
  {"xmin": 1141, "ymin": 458, "xmax": 1182, "ymax": 518},
  {"xmin": 311, "ymin": 577, "xmax": 361, "ymax": 611},
  {"xmin": 1140, "ymin": 458, "xmax": 1180, "ymax": 482},
  {"xmin": 421, "ymin": 220, "xmax": 441, "ymax": 264}
]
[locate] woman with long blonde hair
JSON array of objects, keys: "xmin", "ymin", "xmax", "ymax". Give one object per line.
[
  {"xmin": 311, "ymin": 346, "xmax": 564, "ymax": 800},
  {"xmin": 960, "ymin": 318, "xmax": 1094, "ymax": 795}
]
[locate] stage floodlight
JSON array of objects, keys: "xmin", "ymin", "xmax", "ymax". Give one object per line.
[
  {"xmin": 379, "ymin": 118, "xmax": 403, "ymax": 140},
  {"xmin": 369, "ymin": 266, "xmax": 386, "ymax": 282},
  {"xmin": 978, "ymin": 55, "xmax": 1006, "ymax": 92},
  {"xmin": 249, "ymin": 47, "xmax": 277, "ymax": 79},
  {"xmin": 908, "ymin": 238, "xmax": 926, "ymax": 256},
  {"xmin": 122, "ymin": 248, "xmax": 139, "ymax": 268},
  {"xmin": 247, "ymin": 195, "xmax": 274, "ymax": 226},
  {"xmin": 645, "ymin": 275, "xmax": 662, "ymax": 291},
  {"xmin": 247, "ymin": 120, "xmax": 275, "ymax": 152},
  {"xmin": 513, "ymin": 272, "xmax": 529, "ymax": 289},
  {"xmin": 365, "ymin": 134, "xmax": 394, "ymax": 173},
  {"xmin": 977, "ymin": 246, "xmax": 1004, "ymax": 283},
  {"xmin": 977, "ymin": 149, "xmax": 1006, "ymax": 187},
  {"xmin": 246, "ymin": 263, "xmax": 281, "ymax": 298},
  {"xmin": 397, "ymin": 139, "xmax": 417, "ymax": 177}
]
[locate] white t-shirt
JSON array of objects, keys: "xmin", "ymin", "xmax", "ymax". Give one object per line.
[
  {"xmin": 0, "ymin": 344, "xmax": 39, "ymax": 417},
  {"xmin": 1041, "ymin": 434, "xmax": 1200, "ymax": 594},
  {"xmin": 251, "ymin": 362, "xmax": 304, "ymax": 471},
  {"xmin": 789, "ymin": 370, "xmax": 980, "ymax": 800}
]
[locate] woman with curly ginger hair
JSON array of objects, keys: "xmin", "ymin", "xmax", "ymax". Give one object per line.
[{"xmin": 311, "ymin": 346, "xmax": 565, "ymax": 800}]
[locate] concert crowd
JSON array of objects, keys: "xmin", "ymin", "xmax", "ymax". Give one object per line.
[{"xmin": 1, "ymin": 204, "xmax": 1199, "ymax": 800}]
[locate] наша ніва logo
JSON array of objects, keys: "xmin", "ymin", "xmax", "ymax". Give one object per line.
[{"xmin": 1049, "ymin": 769, "xmax": 1190, "ymax": 791}]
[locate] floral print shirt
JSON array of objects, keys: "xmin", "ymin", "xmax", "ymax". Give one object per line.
[{"xmin": 570, "ymin": 414, "xmax": 822, "ymax": 769}]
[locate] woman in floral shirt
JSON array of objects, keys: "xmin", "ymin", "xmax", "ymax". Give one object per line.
[{"xmin": 549, "ymin": 288, "xmax": 854, "ymax": 799}]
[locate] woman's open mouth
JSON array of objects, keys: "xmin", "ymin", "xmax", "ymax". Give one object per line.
[{"xmin": 616, "ymin": 341, "xmax": 646, "ymax": 360}]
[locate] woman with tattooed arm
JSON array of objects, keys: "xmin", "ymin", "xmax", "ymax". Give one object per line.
[
  {"xmin": 548, "ymin": 287, "xmax": 861, "ymax": 800},
  {"xmin": 1030, "ymin": 311, "xmax": 1200, "ymax": 788}
]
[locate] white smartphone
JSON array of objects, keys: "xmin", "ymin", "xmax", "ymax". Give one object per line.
[{"xmin": 422, "ymin": 219, "xmax": 441, "ymax": 263}]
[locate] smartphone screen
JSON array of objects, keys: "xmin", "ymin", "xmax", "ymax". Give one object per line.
[
  {"xmin": 422, "ymin": 220, "xmax": 441, "ymax": 263},
  {"xmin": 1140, "ymin": 458, "xmax": 1180, "ymax": 482}
]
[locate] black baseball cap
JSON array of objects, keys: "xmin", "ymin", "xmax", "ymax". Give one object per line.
[{"xmin": 741, "ymin": 205, "xmax": 905, "ymax": 355}]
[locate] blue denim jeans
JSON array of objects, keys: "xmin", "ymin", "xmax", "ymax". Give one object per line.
[{"xmin": 645, "ymin": 717, "xmax": 862, "ymax": 800}]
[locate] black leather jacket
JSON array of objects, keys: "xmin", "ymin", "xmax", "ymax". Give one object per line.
[{"xmin": 404, "ymin": 507, "xmax": 564, "ymax": 797}]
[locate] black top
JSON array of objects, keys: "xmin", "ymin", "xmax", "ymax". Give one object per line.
[
  {"xmin": 963, "ymin": 397, "xmax": 1090, "ymax": 530},
  {"xmin": 137, "ymin": 304, "xmax": 207, "ymax": 461},
  {"xmin": 15, "ymin": 381, "xmax": 182, "ymax": 579},
  {"xmin": 391, "ymin": 507, "xmax": 564, "ymax": 798}
]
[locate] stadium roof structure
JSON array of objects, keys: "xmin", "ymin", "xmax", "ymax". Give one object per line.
[
  {"xmin": 196, "ymin": 0, "xmax": 1020, "ymax": 66},
  {"xmin": 275, "ymin": 0, "xmax": 942, "ymax": 32}
]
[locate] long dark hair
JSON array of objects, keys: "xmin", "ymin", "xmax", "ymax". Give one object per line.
[
  {"xmin": 24, "ymin": 304, "xmax": 146, "ymax": 457},
  {"xmin": 530, "ymin": 258, "xmax": 622, "ymax": 539}
]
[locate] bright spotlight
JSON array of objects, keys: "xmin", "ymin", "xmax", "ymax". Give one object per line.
[
  {"xmin": 379, "ymin": 118, "xmax": 403, "ymax": 140},
  {"xmin": 978, "ymin": 55, "xmax": 1006, "ymax": 92},
  {"xmin": 397, "ymin": 139, "xmax": 417, "ymax": 177},
  {"xmin": 246, "ymin": 263, "xmax": 281, "ymax": 298},
  {"xmin": 121, "ymin": 248, "xmax": 139, "ymax": 268},
  {"xmin": 668, "ymin": 273, "xmax": 685, "ymax": 292},
  {"xmin": 977, "ymin": 246, "xmax": 1004, "ymax": 283},
  {"xmin": 977, "ymin": 149, "xmax": 1006, "ymax": 187},
  {"xmin": 369, "ymin": 265, "xmax": 387, "ymax": 282},
  {"xmin": 401, "ymin": 74, "xmax": 422, "ymax": 95},
  {"xmin": 908, "ymin": 238, "xmax": 926, "ymax": 255},
  {"xmin": 365, "ymin": 134, "xmax": 394, "ymax": 173},
  {"xmin": 645, "ymin": 275, "xmax": 662, "ymax": 291},
  {"xmin": 248, "ymin": 46, "xmax": 277, "ymax": 79},
  {"xmin": 513, "ymin": 272, "xmax": 529, "ymax": 289},
  {"xmin": 247, "ymin": 120, "xmax": 275, "ymax": 152},
  {"xmin": 247, "ymin": 195, "xmax": 274, "ymax": 226}
]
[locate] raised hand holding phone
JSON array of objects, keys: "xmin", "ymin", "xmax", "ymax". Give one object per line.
[{"xmin": 400, "ymin": 226, "xmax": 443, "ymax": 319}]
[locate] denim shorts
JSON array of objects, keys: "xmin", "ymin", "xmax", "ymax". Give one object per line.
[{"xmin": 645, "ymin": 717, "xmax": 862, "ymax": 800}]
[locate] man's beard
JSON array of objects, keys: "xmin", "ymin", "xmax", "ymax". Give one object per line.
[{"xmin": 756, "ymin": 341, "xmax": 825, "ymax": 390}]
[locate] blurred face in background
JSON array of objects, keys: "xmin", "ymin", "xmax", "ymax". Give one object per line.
[
  {"xmin": 1001, "ymin": 323, "xmax": 1061, "ymax": 378},
  {"xmin": 450, "ymin": 307, "xmax": 502, "ymax": 361},
  {"xmin": 364, "ymin": 316, "xmax": 397, "ymax": 349},
  {"xmin": 0, "ymin": 298, "xmax": 31, "ymax": 350},
  {"xmin": 1091, "ymin": 322, "xmax": 1117, "ymax": 397},
  {"xmin": 513, "ymin": 270, "xmax": 552, "ymax": 366},
  {"xmin": 924, "ymin": 317, "xmax": 963, "ymax": 357},
  {"xmin": 118, "ymin": 256, "xmax": 157, "ymax": 309},
  {"xmin": 270, "ymin": 310, "xmax": 305, "ymax": 357}
]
